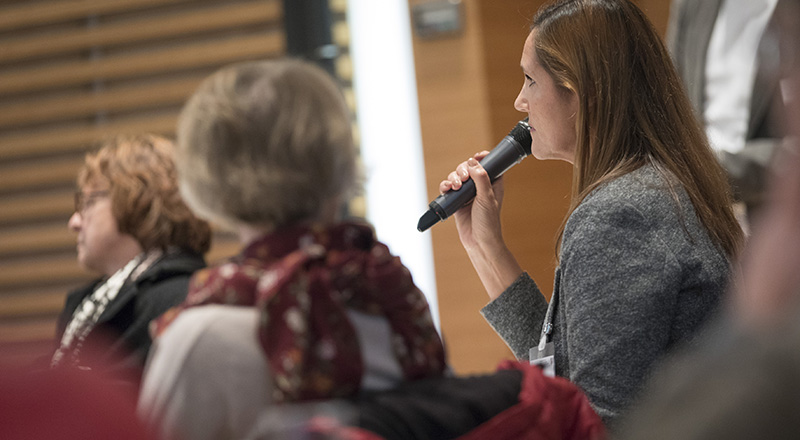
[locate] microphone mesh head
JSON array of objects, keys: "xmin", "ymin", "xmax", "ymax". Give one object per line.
[{"xmin": 508, "ymin": 118, "xmax": 532, "ymax": 155}]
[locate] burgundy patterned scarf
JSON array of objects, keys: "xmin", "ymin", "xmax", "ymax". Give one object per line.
[{"xmin": 154, "ymin": 221, "xmax": 445, "ymax": 402}]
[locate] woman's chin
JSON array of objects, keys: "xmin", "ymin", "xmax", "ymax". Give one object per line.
[
  {"xmin": 77, "ymin": 255, "xmax": 100, "ymax": 275},
  {"xmin": 530, "ymin": 150, "xmax": 554, "ymax": 161}
]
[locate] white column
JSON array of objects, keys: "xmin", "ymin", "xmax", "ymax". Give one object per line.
[{"xmin": 347, "ymin": 0, "xmax": 440, "ymax": 330}]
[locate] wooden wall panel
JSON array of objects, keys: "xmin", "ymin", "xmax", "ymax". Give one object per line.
[
  {"xmin": 634, "ymin": 0, "xmax": 672, "ymax": 37},
  {"xmin": 411, "ymin": 0, "xmax": 515, "ymax": 375},
  {"xmin": 0, "ymin": 0, "xmax": 286, "ymax": 368}
]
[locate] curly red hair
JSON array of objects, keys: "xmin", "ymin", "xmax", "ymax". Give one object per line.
[{"xmin": 78, "ymin": 134, "xmax": 212, "ymax": 254}]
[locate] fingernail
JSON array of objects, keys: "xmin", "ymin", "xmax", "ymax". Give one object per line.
[{"xmin": 467, "ymin": 158, "xmax": 478, "ymax": 167}]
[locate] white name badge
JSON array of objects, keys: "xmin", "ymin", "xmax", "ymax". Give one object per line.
[{"xmin": 530, "ymin": 345, "xmax": 556, "ymax": 377}]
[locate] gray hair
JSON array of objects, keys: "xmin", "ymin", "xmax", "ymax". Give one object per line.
[{"xmin": 176, "ymin": 58, "xmax": 360, "ymax": 230}]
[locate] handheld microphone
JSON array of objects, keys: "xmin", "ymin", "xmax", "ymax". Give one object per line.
[{"xmin": 417, "ymin": 118, "xmax": 532, "ymax": 232}]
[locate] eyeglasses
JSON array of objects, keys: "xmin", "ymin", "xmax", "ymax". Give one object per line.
[{"xmin": 74, "ymin": 190, "xmax": 109, "ymax": 214}]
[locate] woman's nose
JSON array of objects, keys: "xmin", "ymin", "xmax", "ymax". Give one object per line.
[
  {"xmin": 68, "ymin": 211, "xmax": 82, "ymax": 231},
  {"xmin": 514, "ymin": 90, "xmax": 527, "ymax": 113}
]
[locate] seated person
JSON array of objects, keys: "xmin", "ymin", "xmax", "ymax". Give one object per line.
[
  {"xmin": 51, "ymin": 134, "xmax": 211, "ymax": 385},
  {"xmin": 437, "ymin": 0, "xmax": 742, "ymax": 427},
  {"xmin": 137, "ymin": 59, "xmax": 446, "ymax": 440}
]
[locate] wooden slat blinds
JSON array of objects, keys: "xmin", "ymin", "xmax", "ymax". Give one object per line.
[
  {"xmin": 0, "ymin": 0, "xmax": 286, "ymax": 367},
  {"xmin": 0, "ymin": 0, "xmax": 194, "ymax": 31},
  {"xmin": 0, "ymin": 32, "xmax": 283, "ymax": 96},
  {"xmin": 0, "ymin": 113, "xmax": 179, "ymax": 159},
  {"xmin": 0, "ymin": 2, "xmax": 280, "ymax": 63}
]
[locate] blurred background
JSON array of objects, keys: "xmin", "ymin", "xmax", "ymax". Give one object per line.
[{"xmin": 0, "ymin": 0, "xmax": 670, "ymax": 375}]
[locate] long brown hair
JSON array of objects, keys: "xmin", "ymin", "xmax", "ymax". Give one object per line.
[{"xmin": 533, "ymin": 0, "xmax": 743, "ymax": 258}]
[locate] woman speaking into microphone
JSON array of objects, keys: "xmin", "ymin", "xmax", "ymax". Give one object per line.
[{"xmin": 438, "ymin": 0, "xmax": 743, "ymax": 428}]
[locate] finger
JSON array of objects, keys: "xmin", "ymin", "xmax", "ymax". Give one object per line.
[
  {"xmin": 467, "ymin": 157, "xmax": 493, "ymax": 200},
  {"xmin": 448, "ymin": 170, "xmax": 462, "ymax": 190},
  {"xmin": 440, "ymin": 152, "xmax": 489, "ymax": 194},
  {"xmin": 456, "ymin": 162, "xmax": 470, "ymax": 182},
  {"xmin": 439, "ymin": 180, "xmax": 453, "ymax": 194},
  {"xmin": 474, "ymin": 150, "xmax": 491, "ymax": 161}
]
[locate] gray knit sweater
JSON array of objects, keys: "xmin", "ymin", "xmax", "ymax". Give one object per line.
[{"xmin": 481, "ymin": 165, "xmax": 731, "ymax": 426}]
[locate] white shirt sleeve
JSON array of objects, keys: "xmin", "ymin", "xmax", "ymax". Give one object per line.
[{"xmin": 704, "ymin": 0, "xmax": 779, "ymax": 154}]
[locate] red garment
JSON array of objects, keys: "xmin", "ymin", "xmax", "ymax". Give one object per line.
[
  {"xmin": 306, "ymin": 361, "xmax": 606, "ymax": 440},
  {"xmin": 457, "ymin": 361, "xmax": 606, "ymax": 440},
  {"xmin": 154, "ymin": 221, "xmax": 445, "ymax": 402},
  {"xmin": 0, "ymin": 367, "xmax": 155, "ymax": 440}
]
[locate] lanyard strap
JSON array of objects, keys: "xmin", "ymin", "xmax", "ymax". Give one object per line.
[{"xmin": 537, "ymin": 268, "xmax": 561, "ymax": 357}]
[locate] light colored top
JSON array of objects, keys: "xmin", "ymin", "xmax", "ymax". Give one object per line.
[
  {"xmin": 137, "ymin": 304, "xmax": 402, "ymax": 440},
  {"xmin": 704, "ymin": 0, "xmax": 778, "ymax": 154}
]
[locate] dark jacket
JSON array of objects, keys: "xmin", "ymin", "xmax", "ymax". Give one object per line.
[{"xmin": 54, "ymin": 250, "xmax": 205, "ymax": 382}]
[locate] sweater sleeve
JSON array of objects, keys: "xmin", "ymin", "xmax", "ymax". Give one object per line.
[
  {"xmin": 480, "ymin": 272, "xmax": 550, "ymax": 360},
  {"xmin": 138, "ymin": 306, "xmax": 272, "ymax": 440},
  {"xmin": 559, "ymin": 197, "xmax": 681, "ymax": 424}
]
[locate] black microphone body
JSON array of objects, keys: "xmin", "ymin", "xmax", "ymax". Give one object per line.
[{"xmin": 417, "ymin": 119, "xmax": 533, "ymax": 232}]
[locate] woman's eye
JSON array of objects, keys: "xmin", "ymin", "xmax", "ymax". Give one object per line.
[{"xmin": 525, "ymin": 75, "xmax": 535, "ymax": 86}]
